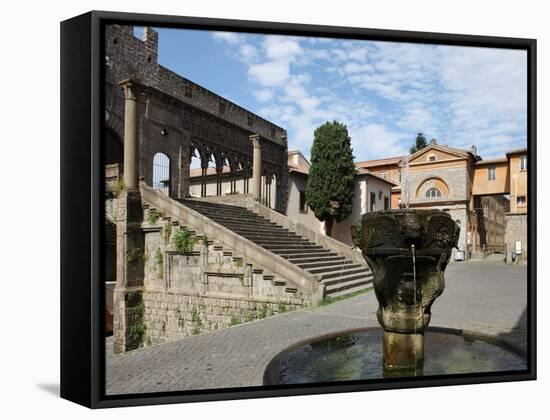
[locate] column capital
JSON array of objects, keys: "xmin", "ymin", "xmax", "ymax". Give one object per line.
[
  {"xmin": 250, "ymin": 134, "xmax": 262, "ymax": 148},
  {"xmin": 118, "ymin": 79, "xmax": 138, "ymax": 101}
]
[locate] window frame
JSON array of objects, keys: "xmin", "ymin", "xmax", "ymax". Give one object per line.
[
  {"xmin": 298, "ymin": 190, "xmax": 308, "ymax": 214},
  {"xmin": 488, "ymin": 165, "xmax": 496, "ymax": 181},
  {"xmin": 425, "ymin": 187, "xmax": 442, "ymax": 199},
  {"xmin": 520, "ymin": 155, "xmax": 527, "ymax": 170}
]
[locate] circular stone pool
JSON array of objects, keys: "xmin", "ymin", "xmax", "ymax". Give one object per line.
[{"xmin": 264, "ymin": 328, "xmax": 526, "ymax": 385}]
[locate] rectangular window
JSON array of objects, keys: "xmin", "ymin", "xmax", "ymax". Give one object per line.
[
  {"xmin": 517, "ymin": 196, "xmax": 526, "ymax": 206},
  {"xmin": 384, "ymin": 196, "xmax": 390, "ymax": 210},
  {"xmin": 488, "ymin": 165, "xmax": 496, "ymax": 181},
  {"xmin": 520, "ymin": 155, "xmax": 527, "ymax": 170},
  {"xmin": 398, "ymin": 172, "xmax": 402, "ymax": 183},
  {"xmin": 370, "ymin": 192, "xmax": 376, "ymax": 212},
  {"xmin": 184, "ymin": 85, "xmax": 192, "ymax": 98},
  {"xmin": 379, "ymin": 172, "xmax": 387, "ymax": 178},
  {"xmin": 299, "ymin": 191, "xmax": 308, "ymax": 213}
]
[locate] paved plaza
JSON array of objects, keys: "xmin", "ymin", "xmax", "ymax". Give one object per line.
[{"xmin": 106, "ymin": 260, "xmax": 528, "ymax": 395}]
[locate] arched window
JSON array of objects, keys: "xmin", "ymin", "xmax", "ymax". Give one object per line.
[
  {"xmin": 153, "ymin": 152, "xmax": 170, "ymax": 196},
  {"xmin": 426, "ymin": 187, "xmax": 441, "ymax": 199}
]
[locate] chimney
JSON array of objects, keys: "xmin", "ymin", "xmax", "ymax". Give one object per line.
[
  {"xmin": 471, "ymin": 144, "xmax": 477, "ymax": 156},
  {"xmin": 430, "ymin": 138, "xmax": 437, "ymax": 145}
]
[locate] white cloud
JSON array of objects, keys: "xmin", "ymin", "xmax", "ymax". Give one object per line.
[
  {"xmin": 212, "ymin": 31, "xmax": 242, "ymax": 44},
  {"xmin": 248, "ymin": 61, "xmax": 290, "ymax": 87},
  {"xmin": 212, "ymin": 30, "xmax": 526, "ymax": 161},
  {"xmin": 239, "ymin": 44, "xmax": 258, "ymax": 64},
  {"xmin": 264, "ymin": 36, "xmax": 303, "ymax": 61},
  {"xmin": 351, "ymin": 123, "xmax": 408, "ymax": 160},
  {"xmin": 254, "ymin": 89, "xmax": 274, "ymax": 102}
]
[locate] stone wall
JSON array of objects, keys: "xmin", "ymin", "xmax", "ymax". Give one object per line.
[
  {"xmin": 133, "ymin": 209, "xmax": 310, "ymax": 348},
  {"xmin": 104, "ymin": 24, "xmax": 289, "ymax": 211},
  {"xmin": 505, "ymin": 213, "xmax": 528, "ymax": 264},
  {"xmin": 407, "ymin": 166, "xmax": 469, "ymax": 204}
]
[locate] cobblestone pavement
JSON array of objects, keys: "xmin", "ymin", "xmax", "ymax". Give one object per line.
[{"xmin": 106, "ymin": 260, "xmax": 528, "ymax": 395}]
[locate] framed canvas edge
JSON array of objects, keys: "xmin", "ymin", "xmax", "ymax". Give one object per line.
[{"xmin": 60, "ymin": 10, "xmax": 537, "ymax": 409}]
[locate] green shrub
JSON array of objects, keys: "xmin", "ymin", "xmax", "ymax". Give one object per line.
[
  {"xmin": 173, "ymin": 226, "xmax": 196, "ymax": 253},
  {"xmin": 162, "ymin": 223, "xmax": 172, "ymax": 244},
  {"xmin": 147, "ymin": 209, "xmax": 161, "ymax": 224},
  {"xmin": 112, "ymin": 178, "xmax": 125, "ymax": 198}
]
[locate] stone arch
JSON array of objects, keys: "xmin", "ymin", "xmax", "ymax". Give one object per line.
[
  {"xmin": 105, "ymin": 110, "xmax": 124, "ymax": 142},
  {"xmin": 104, "ymin": 218, "xmax": 117, "ymax": 336},
  {"xmin": 153, "ymin": 152, "xmax": 171, "ymax": 195},
  {"xmin": 105, "ymin": 127, "xmax": 123, "ymax": 165},
  {"xmin": 415, "ymin": 176, "xmax": 450, "ymax": 200},
  {"xmin": 262, "ymin": 165, "xmax": 275, "ymax": 208}
]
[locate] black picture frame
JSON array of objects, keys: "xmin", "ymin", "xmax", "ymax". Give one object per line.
[{"xmin": 60, "ymin": 10, "xmax": 537, "ymax": 409}]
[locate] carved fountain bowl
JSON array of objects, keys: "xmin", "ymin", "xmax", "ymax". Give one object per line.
[
  {"xmin": 352, "ymin": 209, "xmax": 460, "ymax": 334},
  {"xmin": 262, "ymin": 209, "xmax": 526, "ymax": 383}
]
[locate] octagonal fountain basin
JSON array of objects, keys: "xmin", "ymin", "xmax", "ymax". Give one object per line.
[{"xmin": 263, "ymin": 327, "xmax": 526, "ymax": 385}]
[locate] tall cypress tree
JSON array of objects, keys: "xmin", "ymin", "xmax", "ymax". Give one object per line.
[
  {"xmin": 409, "ymin": 132, "xmax": 428, "ymax": 154},
  {"xmin": 306, "ymin": 121, "xmax": 355, "ymax": 237}
]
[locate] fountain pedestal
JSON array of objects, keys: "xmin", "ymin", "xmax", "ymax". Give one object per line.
[{"xmin": 352, "ymin": 210, "xmax": 459, "ymax": 372}]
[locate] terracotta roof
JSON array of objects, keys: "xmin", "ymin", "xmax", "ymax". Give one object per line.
[
  {"xmin": 288, "ymin": 164, "xmax": 309, "ymax": 175},
  {"xmin": 476, "ymin": 157, "xmax": 508, "ymax": 165},
  {"xmin": 506, "ymin": 147, "xmax": 528, "ymax": 155},
  {"xmin": 287, "ymin": 151, "xmax": 311, "ymax": 175},
  {"xmin": 355, "ymin": 156, "xmax": 404, "ymax": 168},
  {"xmin": 356, "ymin": 167, "xmax": 399, "ymax": 186}
]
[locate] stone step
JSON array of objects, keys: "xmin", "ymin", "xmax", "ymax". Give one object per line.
[
  {"xmin": 199, "ymin": 214, "xmax": 276, "ymax": 225},
  {"xmin": 321, "ymin": 271, "xmax": 373, "ymax": 287},
  {"xmin": 238, "ymin": 234, "xmax": 304, "ymax": 242},
  {"xmin": 209, "ymin": 219, "xmax": 281, "ymax": 229},
  {"xmin": 308, "ymin": 263, "xmax": 362, "ymax": 275},
  {"xmin": 275, "ymin": 249, "xmax": 333, "ymax": 257},
  {"xmin": 319, "ymin": 266, "xmax": 368, "ymax": 280},
  {"xmin": 178, "ymin": 198, "xmax": 374, "ymax": 300},
  {"xmin": 180, "ymin": 200, "xmax": 246, "ymax": 211},
  {"xmin": 297, "ymin": 259, "xmax": 355, "ymax": 270},
  {"xmin": 288, "ymin": 255, "xmax": 345, "ymax": 264},
  {"xmin": 180, "ymin": 201, "xmax": 261, "ymax": 213},
  {"xmin": 254, "ymin": 239, "xmax": 314, "ymax": 247},
  {"xmin": 325, "ymin": 278, "xmax": 373, "ymax": 297},
  {"xmin": 265, "ymin": 245, "xmax": 324, "ymax": 252}
]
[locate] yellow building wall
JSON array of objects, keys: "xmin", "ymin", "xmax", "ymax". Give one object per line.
[
  {"xmin": 472, "ymin": 162, "xmax": 509, "ymax": 195},
  {"xmin": 508, "ymin": 154, "xmax": 528, "ymax": 213},
  {"xmin": 367, "ymin": 164, "xmax": 401, "ymax": 183},
  {"xmin": 410, "ymin": 149, "xmax": 463, "ymax": 164}
]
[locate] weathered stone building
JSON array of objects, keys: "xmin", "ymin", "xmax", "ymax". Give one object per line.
[
  {"xmin": 357, "ymin": 140, "xmax": 526, "ymax": 261},
  {"xmin": 104, "ymin": 25, "xmax": 374, "ymax": 353}
]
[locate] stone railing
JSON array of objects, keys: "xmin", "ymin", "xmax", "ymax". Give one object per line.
[{"xmin": 140, "ymin": 183, "xmax": 325, "ymax": 305}]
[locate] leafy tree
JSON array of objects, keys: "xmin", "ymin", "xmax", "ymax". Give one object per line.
[
  {"xmin": 409, "ymin": 132, "xmax": 428, "ymax": 154},
  {"xmin": 306, "ymin": 121, "xmax": 355, "ymax": 236}
]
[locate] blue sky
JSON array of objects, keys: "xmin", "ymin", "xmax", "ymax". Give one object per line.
[{"xmin": 139, "ymin": 27, "xmax": 527, "ymax": 161}]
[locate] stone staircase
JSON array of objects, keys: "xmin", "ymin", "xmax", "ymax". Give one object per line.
[{"xmin": 178, "ymin": 199, "xmax": 373, "ymax": 298}]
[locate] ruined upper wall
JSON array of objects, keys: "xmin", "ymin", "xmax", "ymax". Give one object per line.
[{"xmin": 104, "ymin": 24, "xmax": 287, "ymax": 147}]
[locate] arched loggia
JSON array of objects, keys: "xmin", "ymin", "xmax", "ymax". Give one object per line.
[{"xmin": 153, "ymin": 152, "xmax": 171, "ymax": 196}]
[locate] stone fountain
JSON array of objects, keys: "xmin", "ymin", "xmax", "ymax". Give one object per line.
[
  {"xmin": 263, "ymin": 209, "xmax": 526, "ymax": 385},
  {"xmin": 352, "ymin": 209, "xmax": 459, "ymax": 373}
]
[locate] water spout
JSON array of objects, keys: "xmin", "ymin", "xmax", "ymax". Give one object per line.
[{"xmin": 358, "ymin": 209, "xmax": 460, "ymax": 373}]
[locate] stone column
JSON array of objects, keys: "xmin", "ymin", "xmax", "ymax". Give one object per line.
[
  {"xmin": 216, "ymin": 166, "xmax": 223, "ymax": 196},
  {"xmin": 119, "ymin": 79, "xmax": 139, "ymax": 190},
  {"xmin": 250, "ymin": 134, "xmax": 262, "ymax": 201},
  {"xmin": 113, "ymin": 80, "xmax": 145, "ymax": 354}
]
